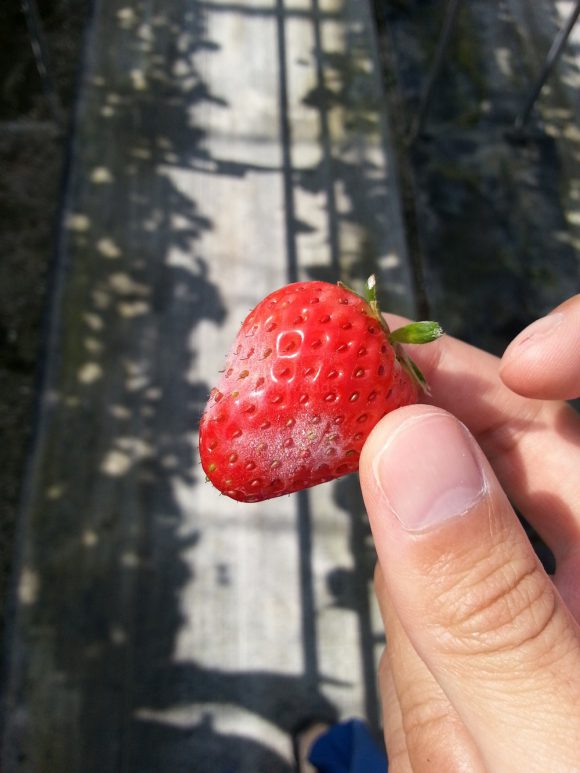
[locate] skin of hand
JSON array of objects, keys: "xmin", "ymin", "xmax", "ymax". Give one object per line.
[{"xmin": 359, "ymin": 295, "xmax": 580, "ymax": 772}]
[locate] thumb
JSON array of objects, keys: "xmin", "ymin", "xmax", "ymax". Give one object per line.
[{"xmin": 361, "ymin": 405, "xmax": 580, "ymax": 771}]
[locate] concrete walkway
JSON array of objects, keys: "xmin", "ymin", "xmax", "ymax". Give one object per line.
[{"xmin": 1, "ymin": 1, "xmax": 413, "ymax": 770}]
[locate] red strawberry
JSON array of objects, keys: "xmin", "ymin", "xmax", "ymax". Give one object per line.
[{"xmin": 199, "ymin": 277, "xmax": 442, "ymax": 502}]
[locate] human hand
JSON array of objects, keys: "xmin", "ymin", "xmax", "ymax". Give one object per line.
[{"xmin": 359, "ymin": 296, "xmax": 580, "ymax": 771}]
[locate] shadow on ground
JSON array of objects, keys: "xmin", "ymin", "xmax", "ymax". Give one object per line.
[{"xmin": 3, "ymin": 1, "xmax": 396, "ymax": 771}]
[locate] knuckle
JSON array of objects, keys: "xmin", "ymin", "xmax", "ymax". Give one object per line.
[
  {"xmin": 386, "ymin": 747, "xmax": 412, "ymax": 773},
  {"xmin": 431, "ymin": 541, "xmax": 560, "ymax": 661},
  {"xmin": 399, "ymin": 688, "xmax": 461, "ymax": 769},
  {"xmin": 400, "ymin": 685, "xmax": 446, "ymax": 737}
]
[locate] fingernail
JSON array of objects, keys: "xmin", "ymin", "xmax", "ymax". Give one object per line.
[
  {"xmin": 374, "ymin": 413, "xmax": 487, "ymax": 532},
  {"xmin": 503, "ymin": 312, "xmax": 564, "ymax": 361}
]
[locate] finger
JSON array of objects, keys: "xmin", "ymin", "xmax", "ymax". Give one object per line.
[
  {"xmin": 375, "ymin": 565, "xmax": 485, "ymax": 772},
  {"xmin": 376, "ymin": 642, "xmax": 411, "ymax": 771},
  {"xmin": 361, "ymin": 405, "xmax": 580, "ymax": 770},
  {"xmin": 385, "ymin": 313, "xmax": 580, "ymax": 595},
  {"xmin": 500, "ymin": 295, "xmax": 580, "ymax": 400}
]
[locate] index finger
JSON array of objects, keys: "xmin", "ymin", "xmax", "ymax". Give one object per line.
[{"xmin": 385, "ymin": 313, "xmax": 580, "ymax": 560}]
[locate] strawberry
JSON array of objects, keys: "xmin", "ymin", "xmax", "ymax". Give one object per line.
[{"xmin": 199, "ymin": 276, "xmax": 442, "ymax": 502}]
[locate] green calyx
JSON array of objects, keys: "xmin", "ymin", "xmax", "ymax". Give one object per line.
[
  {"xmin": 338, "ymin": 274, "xmax": 444, "ymax": 394},
  {"xmin": 388, "ymin": 320, "xmax": 444, "ymax": 345}
]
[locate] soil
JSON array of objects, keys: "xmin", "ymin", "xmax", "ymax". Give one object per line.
[
  {"xmin": 0, "ymin": 0, "xmax": 89, "ymax": 640},
  {"xmin": 373, "ymin": 0, "xmax": 579, "ymax": 354}
]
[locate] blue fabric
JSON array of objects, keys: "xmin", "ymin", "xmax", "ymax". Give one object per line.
[{"xmin": 308, "ymin": 718, "xmax": 388, "ymax": 773}]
